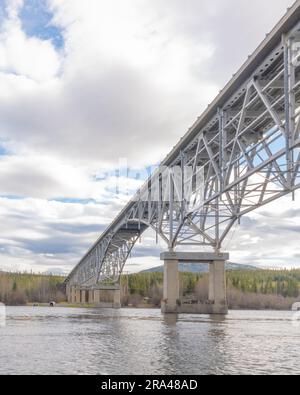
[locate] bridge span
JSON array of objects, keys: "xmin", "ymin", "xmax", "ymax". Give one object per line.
[{"xmin": 66, "ymin": 1, "xmax": 300, "ymax": 314}]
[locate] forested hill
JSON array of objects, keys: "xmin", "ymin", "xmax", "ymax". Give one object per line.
[
  {"xmin": 143, "ymin": 262, "xmax": 259, "ymax": 273},
  {"xmin": 0, "ymin": 272, "xmax": 65, "ymax": 305}
]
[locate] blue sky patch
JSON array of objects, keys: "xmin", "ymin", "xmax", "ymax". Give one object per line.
[
  {"xmin": 0, "ymin": 146, "xmax": 8, "ymax": 156},
  {"xmin": 19, "ymin": 0, "xmax": 64, "ymax": 49},
  {"xmin": 0, "ymin": 0, "xmax": 7, "ymax": 23},
  {"xmin": 51, "ymin": 198, "xmax": 97, "ymax": 205},
  {"xmin": 0, "ymin": 195, "xmax": 26, "ymax": 200}
]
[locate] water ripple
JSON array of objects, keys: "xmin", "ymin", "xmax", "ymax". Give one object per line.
[{"xmin": 0, "ymin": 307, "xmax": 299, "ymax": 375}]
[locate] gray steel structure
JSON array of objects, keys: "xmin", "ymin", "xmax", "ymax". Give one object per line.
[{"xmin": 66, "ymin": 1, "xmax": 300, "ymax": 288}]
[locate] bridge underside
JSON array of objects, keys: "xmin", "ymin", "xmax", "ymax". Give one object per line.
[{"xmin": 66, "ymin": 3, "xmax": 300, "ymax": 314}]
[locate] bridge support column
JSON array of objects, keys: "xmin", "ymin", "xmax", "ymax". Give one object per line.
[
  {"xmin": 160, "ymin": 252, "xmax": 229, "ymax": 315},
  {"xmin": 209, "ymin": 261, "xmax": 228, "ymax": 315},
  {"xmin": 161, "ymin": 255, "xmax": 180, "ymax": 314},
  {"xmin": 91, "ymin": 287, "xmax": 121, "ymax": 308},
  {"xmin": 66, "ymin": 285, "xmax": 70, "ymax": 303},
  {"xmin": 75, "ymin": 288, "xmax": 81, "ymax": 304},
  {"xmin": 94, "ymin": 289, "xmax": 101, "ymax": 304},
  {"xmin": 67, "ymin": 287, "xmax": 75, "ymax": 304},
  {"xmin": 80, "ymin": 290, "xmax": 86, "ymax": 304},
  {"xmin": 88, "ymin": 290, "xmax": 94, "ymax": 304},
  {"xmin": 69, "ymin": 286, "xmax": 76, "ymax": 304},
  {"xmin": 113, "ymin": 288, "xmax": 121, "ymax": 309}
]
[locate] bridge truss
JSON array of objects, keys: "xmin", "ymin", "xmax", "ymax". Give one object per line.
[{"xmin": 67, "ymin": 1, "xmax": 300, "ymax": 288}]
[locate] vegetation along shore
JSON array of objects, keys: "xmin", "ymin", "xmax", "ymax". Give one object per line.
[{"xmin": 0, "ymin": 269, "xmax": 300, "ymax": 310}]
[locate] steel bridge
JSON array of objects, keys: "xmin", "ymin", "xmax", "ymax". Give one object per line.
[{"xmin": 66, "ymin": 1, "xmax": 300, "ymax": 313}]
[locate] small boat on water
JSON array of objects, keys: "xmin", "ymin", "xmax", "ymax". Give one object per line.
[{"xmin": 292, "ymin": 303, "xmax": 300, "ymax": 312}]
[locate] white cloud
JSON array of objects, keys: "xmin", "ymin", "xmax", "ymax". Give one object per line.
[
  {"xmin": 0, "ymin": 0, "xmax": 299, "ymax": 273},
  {"xmin": 0, "ymin": 1, "xmax": 61, "ymax": 82},
  {"xmin": 0, "ymin": 153, "xmax": 103, "ymax": 199},
  {"xmin": 0, "ymin": 151, "xmax": 145, "ymax": 202},
  {"xmin": 5, "ymin": 0, "xmax": 23, "ymax": 19},
  {"xmin": 2, "ymin": 0, "xmax": 296, "ymax": 168},
  {"xmin": 0, "ymin": 0, "xmax": 295, "ymax": 166},
  {"xmin": 0, "ymin": 195, "xmax": 124, "ymax": 272},
  {"xmin": 227, "ymin": 192, "xmax": 300, "ymax": 269}
]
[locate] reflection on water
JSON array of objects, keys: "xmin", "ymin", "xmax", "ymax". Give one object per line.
[
  {"xmin": 0, "ymin": 307, "xmax": 299, "ymax": 375},
  {"xmin": 162, "ymin": 313, "xmax": 178, "ymax": 327}
]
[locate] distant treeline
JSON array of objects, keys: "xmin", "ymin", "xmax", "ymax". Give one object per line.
[
  {"xmin": 1, "ymin": 269, "xmax": 300, "ymax": 310},
  {"xmin": 0, "ymin": 272, "xmax": 66, "ymax": 305},
  {"xmin": 121, "ymin": 269, "xmax": 300, "ymax": 310}
]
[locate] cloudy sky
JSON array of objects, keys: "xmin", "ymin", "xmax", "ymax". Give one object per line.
[{"xmin": 0, "ymin": 0, "xmax": 299, "ymax": 275}]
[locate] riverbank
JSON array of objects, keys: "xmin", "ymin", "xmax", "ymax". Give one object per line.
[
  {"xmin": 23, "ymin": 301, "xmax": 297, "ymax": 312},
  {"xmin": 1, "ymin": 269, "xmax": 300, "ymax": 311}
]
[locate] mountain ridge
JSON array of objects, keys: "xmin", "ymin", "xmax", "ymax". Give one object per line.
[{"xmin": 142, "ymin": 262, "xmax": 259, "ymax": 273}]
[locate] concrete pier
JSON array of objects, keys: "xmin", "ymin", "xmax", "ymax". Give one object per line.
[
  {"xmin": 94, "ymin": 289, "xmax": 101, "ymax": 304},
  {"xmin": 209, "ymin": 261, "xmax": 227, "ymax": 314},
  {"xmin": 160, "ymin": 251, "xmax": 229, "ymax": 315},
  {"xmin": 88, "ymin": 290, "xmax": 94, "ymax": 304},
  {"xmin": 81, "ymin": 290, "xmax": 86, "ymax": 304},
  {"xmin": 66, "ymin": 285, "xmax": 70, "ymax": 303},
  {"xmin": 93, "ymin": 286, "xmax": 121, "ymax": 308},
  {"xmin": 75, "ymin": 288, "xmax": 81, "ymax": 304},
  {"xmin": 68, "ymin": 285, "xmax": 121, "ymax": 308},
  {"xmin": 161, "ymin": 256, "xmax": 180, "ymax": 314},
  {"xmin": 70, "ymin": 286, "xmax": 76, "ymax": 304},
  {"xmin": 113, "ymin": 289, "xmax": 121, "ymax": 309}
]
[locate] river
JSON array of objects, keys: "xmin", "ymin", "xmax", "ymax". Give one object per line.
[{"xmin": 0, "ymin": 307, "xmax": 299, "ymax": 375}]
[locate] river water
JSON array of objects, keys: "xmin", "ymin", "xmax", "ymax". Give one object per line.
[{"xmin": 0, "ymin": 307, "xmax": 299, "ymax": 375}]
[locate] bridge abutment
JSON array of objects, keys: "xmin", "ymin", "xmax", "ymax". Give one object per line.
[
  {"xmin": 68, "ymin": 286, "xmax": 121, "ymax": 308},
  {"xmin": 160, "ymin": 252, "xmax": 229, "ymax": 315}
]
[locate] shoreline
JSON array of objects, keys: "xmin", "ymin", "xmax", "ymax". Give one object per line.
[{"xmin": 2, "ymin": 303, "xmax": 295, "ymax": 312}]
